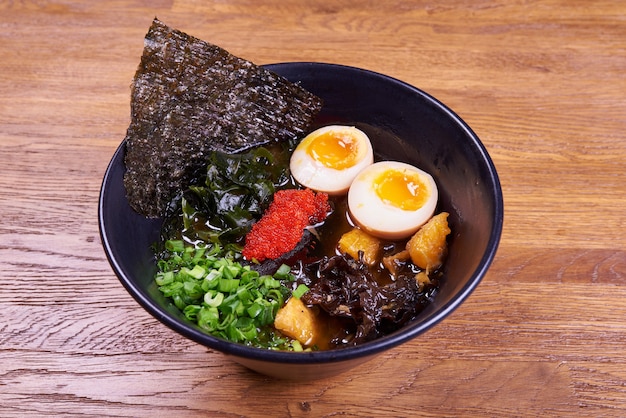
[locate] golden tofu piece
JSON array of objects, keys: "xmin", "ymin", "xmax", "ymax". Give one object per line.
[
  {"xmin": 414, "ymin": 271, "xmax": 432, "ymax": 292},
  {"xmin": 406, "ymin": 212, "xmax": 451, "ymax": 271},
  {"xmin": 274, "ymin": 296, "xmax": 319, "ymax": 346},
  {"xmin": 337, "ymin": 228, "xmax": 382, "ymax": 266},
  {"xmin": 382, "ymin": 249, "xmax": 410, "ymax": 276}
]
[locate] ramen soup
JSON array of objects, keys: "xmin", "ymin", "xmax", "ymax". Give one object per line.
[{"xmin": 153, "ymin": 126, "xmax": 450, "ymax": 351}]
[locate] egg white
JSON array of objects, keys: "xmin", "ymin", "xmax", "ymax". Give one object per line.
[
  {"xmin": 347, "ymin": 161, "xmax": 438, "ymax": 240},
  {"xmin": 289, "ymin": 125, "xmax": 374, "ymax": 195}
]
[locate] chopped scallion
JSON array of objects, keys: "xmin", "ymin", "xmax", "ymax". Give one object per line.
[
  {"xmin": 165, "ymin": 239, "xmax": 185, "ymax": 253},
  {"xmin": 292, "ymin": 283, "xmax": 310, "ymax": 299},
  {"xmin": 204, "ymin": 291, "xmax": 224, "ymax": 307},
  {"xmin": 274, "ymin": 264, "xmax": 292, "ymax": 280},
  {"xmin": 154, "ymin": 240, "xmax": 305, "ymax": 350}
]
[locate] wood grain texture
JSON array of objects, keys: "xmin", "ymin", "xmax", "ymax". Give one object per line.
[{"xmin": 1, "ymin": 0, "xmax": 625, "ymax": 416}]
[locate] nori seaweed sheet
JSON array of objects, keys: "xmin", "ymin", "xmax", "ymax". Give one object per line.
[{"xmin": 123, "ymin": 18, "xmax": 323, "ymax": 218}]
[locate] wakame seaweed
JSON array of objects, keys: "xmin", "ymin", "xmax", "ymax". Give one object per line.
[{"xmin": 157, "ymin": 143, "xmax": 296, "ymax": 257}]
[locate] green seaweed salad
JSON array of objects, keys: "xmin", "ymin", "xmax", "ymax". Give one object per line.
[{"xmin": 153, "ymin": 139, "xmax": 311, "ymax": 351}]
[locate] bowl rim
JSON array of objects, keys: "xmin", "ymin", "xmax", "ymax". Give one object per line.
[{"xmin": 99, "ymin": 61, "xmax": 503, "ymax": 365}]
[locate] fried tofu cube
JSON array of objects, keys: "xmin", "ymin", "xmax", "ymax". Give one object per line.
[
  {"xmin": 406, "ymin": 212, "xmax": 451, "ymax": 271},
  {"xmin": 415, "ymin": 271, "xmax": 432, "ymax": 292},
  {"xmin": 338, "ymin": 228, "xmax": 382, "ymax": 266},
  {"xmin": 382, "ymin": 249, "xmax": 410, "ymax": 276},
  {"xmin": 274, "ymin": 296, "xmax": 320, "ymax": 347}
]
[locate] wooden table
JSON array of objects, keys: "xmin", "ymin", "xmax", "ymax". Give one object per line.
[{"xmin": 1, "ymin": 1, "xmax": 625, "ymax": 416}]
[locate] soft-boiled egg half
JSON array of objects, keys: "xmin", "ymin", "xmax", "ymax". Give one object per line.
[
  {"xmin": 290, "ymin": 125, "xmax": 374, "ymax": 194},
  {"xmin": 348, "ymin": 161, "xmax": 438, "ymax": 240}
]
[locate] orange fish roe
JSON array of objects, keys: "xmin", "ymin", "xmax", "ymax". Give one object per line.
[{"xmin": 242, "ymin": 189, "xmax": 330, "ymax": 262}]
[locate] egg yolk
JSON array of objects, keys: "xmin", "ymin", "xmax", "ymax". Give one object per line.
[
  {"xmin": 374, "ymin": 169, "xmax": 430, "ymax": 211},
  {"xmin": 306, "ymin": 131, "xmax": 359, "ymax": 170}
]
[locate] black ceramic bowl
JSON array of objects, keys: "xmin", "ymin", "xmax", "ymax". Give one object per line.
[{"xmin": 99, "ymin": 62, "xmax": 503, "ymax": 380}]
